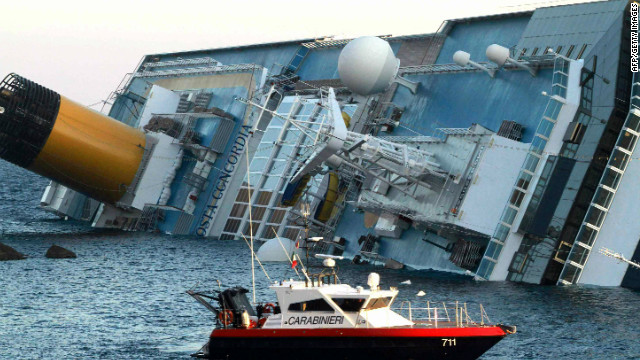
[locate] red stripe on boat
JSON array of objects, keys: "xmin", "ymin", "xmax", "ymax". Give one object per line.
[{"xmin": 212, "ymin": 326, "xmax": 506, "ymax": 338}]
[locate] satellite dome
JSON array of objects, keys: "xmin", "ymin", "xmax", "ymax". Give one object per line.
[
  {"xmin": 453, "ymin": 51, "xmax": 471, "ymax": 67},
  {"xmin": 338, "ymin": 36, "xmax": 399, "ymax": 96},
  {"xmin": 486, "ymin": 44, "xmax": 510, "ymax": 67}
]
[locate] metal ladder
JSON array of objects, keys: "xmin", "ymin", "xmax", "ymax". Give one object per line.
[{"xmin": 285, "ymin": 46, "xmax": 310, "ymax": 73}]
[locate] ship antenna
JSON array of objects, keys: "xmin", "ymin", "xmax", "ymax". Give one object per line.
[
  {"xmin": 246, "ymin": 131, "xmax": 257, "ymax": 304},
  {"xmin": 303, "ymin": 203, "xmax": 311, "ymax": 270},
  {"xmin": 240, "ymin": 234, "xmax": 272, "ymax": 282},
  {"xmin": 270, "ymin": 227, "xmax": 307, "ymax": 281}
]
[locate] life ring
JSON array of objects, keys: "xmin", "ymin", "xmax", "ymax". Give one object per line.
[
  {"xmin": 263, "ymin": 303, "xmax": 276, "ymax": 314},
  {"xmin": 218, "ymin": 309, "xmax": 234, "ymax": 326},
  {"xmin": 249, "ymin": 319, "xmax": 257, "ymax": 329}
]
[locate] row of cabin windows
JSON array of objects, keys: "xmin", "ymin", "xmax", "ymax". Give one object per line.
[
  {"xmin": 287, "ymin": 297, "xmax": 393, "ymax": 313},
  {"xmin": 519, "ymin": 44, "xmax": 588, "ymax": 60}
]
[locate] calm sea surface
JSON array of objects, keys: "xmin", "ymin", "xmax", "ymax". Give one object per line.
[{"xmin": 1, "ymin": 162, "xmax": 639, "ymax": 359}]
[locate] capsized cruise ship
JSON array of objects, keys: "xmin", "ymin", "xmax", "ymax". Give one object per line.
[{"xmin": 0, "ymin": 0, "xmax": 638, "ymax": 289}]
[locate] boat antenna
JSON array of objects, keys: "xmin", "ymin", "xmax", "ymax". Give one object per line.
[
  {"xmin": 303, "ymin": 203, "xmax": 311, "ymax": 269},
  {"xmin": 298, "ymin": 203, "xmax": 320, "ymax": 279},
  {"xmin": 240, "ymin": 234, "xmax": 272, "ymax": 282},
  {"xmin": 271, "ymin": 227, "xmax": 309, "ymax": 282},
  {"xmin": 246, "ymin": 134, "xmax": 257, "ymax": 304}
]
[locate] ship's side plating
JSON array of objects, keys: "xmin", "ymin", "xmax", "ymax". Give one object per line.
[{"xmin": 205, "ymin": 327, "xmax": 507, "ymax": 360}]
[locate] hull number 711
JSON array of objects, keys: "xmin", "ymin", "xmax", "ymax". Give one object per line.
[{"xmin": 442, "ymin": 338, "xmax": 457, "ymax": 346}]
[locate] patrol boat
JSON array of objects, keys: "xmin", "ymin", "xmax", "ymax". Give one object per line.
[{"xmin": 188, "ymin": 254, "xmax": 515, "ymax": 360}]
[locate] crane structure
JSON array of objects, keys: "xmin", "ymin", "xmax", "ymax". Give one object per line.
[{"xmin": 238, "ymin": 88, "xmax": 448, "ymax": 199}]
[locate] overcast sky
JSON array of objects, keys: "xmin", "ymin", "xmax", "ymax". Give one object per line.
[{"xmin": 0, "ymin": 0, "xmax": 597, "ymax": 107}]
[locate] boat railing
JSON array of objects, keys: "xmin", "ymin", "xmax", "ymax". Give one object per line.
[{"xmin": 392, "ymin": 301, "xmax": 492, "ymax": 328}]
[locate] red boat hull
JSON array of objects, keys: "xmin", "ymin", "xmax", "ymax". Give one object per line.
[{"xmin": 195, "ymin": 326, "xmax": 509, "ymax": 360}]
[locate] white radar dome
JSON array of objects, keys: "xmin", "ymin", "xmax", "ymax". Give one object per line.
[
  {"xmin": 453, "ymin": 51, "xmax": 471, "ymax": 67},
  {"xmin": 338, "ymin": 36, "xmax": 400, "ymax": 96},
  {"xmin": 486, "ymin": 44, "xmax": 510, "ymax": 67},
  {"xmin": 367, "ymin": 272, "xmax": 381, "ymax": 291},
  {"xmin": 256, "ymin": 237, "xmax": 301, "ymax": 262}
]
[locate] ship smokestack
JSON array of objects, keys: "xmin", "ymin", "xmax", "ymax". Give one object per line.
[{"xmin": 0, "ymin": 73, "xmax": 146, "ymax": 205}]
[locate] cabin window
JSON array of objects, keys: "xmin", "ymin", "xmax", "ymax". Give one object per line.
[
  {"xmin": 243, "ymin": 221, "xmax": 260, "ymax": 237},
  {"xmin": 288, "ymin": 298, "xmax": 334, "ymax": 312},
  {"xmin": 283, "ymin": 227, "xmax": 300, "ymax": 241},
  {"xmin": 268, "ymin": 209, "xmax": 287, "ymax": 224},
  {"xmin": 229, "ymin": 203, "xmax": 247, "ymax": 218},
  {"xmin": 236, "ymin": 188, "xmax": 251, "ymax": 203},
  {"xmin": 262, "ymin": 225, "xmax": 280, "ymax": 239},
  {"xmin": 364, "ymin": 297, "xmax": 393, "ymax": 310},
  {"xmin": 223, "ymin": 219, "xmax": 241, "ymax": 233},
  {"xmin": 331, "ymin": 298, "xmax": 366, "ymax": 312},
  {"xmin": 251, "ymin": 206, "xmax": 267, "ymax": 220},
  {"xmin": 256, "ymin": 191, "xmax": 272, "ymax": 205}
]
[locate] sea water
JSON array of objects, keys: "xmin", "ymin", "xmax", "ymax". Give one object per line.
[{"xmin": 1, "ymin": 162, "xmax": 639, "ymax": 359}]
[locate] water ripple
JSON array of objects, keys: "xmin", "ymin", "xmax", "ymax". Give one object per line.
[{"xmin": 1, "ymin": 161, "xmax": 640, "ymax": 359}]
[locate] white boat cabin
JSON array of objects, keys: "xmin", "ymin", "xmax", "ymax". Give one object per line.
[{"xmin": 261, "ymin": 272, "xmax": 414, "ymax": 329}]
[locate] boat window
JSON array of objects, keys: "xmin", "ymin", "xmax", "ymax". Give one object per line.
[
  {"xmin": 331, "ymin": 298, "xmax": 366, "ymax": 312},
  {"xmin": 364, "ymin": 297, "xmax": 393, "ymax": 311},
  {"xmin": 288, "ymin": 298, "xmax": 334, "ymax": 312}
]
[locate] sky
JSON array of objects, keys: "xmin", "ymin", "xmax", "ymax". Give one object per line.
[{"xmin": 0, "ymin": 0, "xmax": 599, "ymax": 108}]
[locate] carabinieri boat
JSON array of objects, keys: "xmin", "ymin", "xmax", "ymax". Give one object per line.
[{"xmin": 188, "ymin": 254, "xmax": 515, "ymax": 360}]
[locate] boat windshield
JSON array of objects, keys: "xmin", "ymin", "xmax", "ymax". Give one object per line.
[
  {"xmin": 363, "ymin": 296, "xmax": 393, "ymax": 311},
  {"xmin": 331, "ymin": 298, "xmax": 366, "ymax": 312},
  {"xmin": 288, "ymin": 298, "xmax": 334, "ymax": 312}
]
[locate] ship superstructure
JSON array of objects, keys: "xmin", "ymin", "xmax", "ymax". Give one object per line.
[{"xmin": 2, "ymin": 0, "xmax": 638, "ymax": 288}]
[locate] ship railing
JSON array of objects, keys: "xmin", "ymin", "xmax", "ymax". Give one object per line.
[
  {"xmin": 133, "ymin": 63, "xmax": 264, "ymax": 79},
  {"xmin": 142, "ymin": 57, "xmax": 218, "ymax": 69},
  {"xmin": 399, "ymin": 55, "xmax": 555, "ymax": 76},
  {"xmin": 393, "ymin": 301, "xmax": 491, "ymax": 328}
]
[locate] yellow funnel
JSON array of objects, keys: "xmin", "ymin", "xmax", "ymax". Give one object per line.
[{"xmin": 0, "ymin": 73, "xmax": 146, "ymax": 204}]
